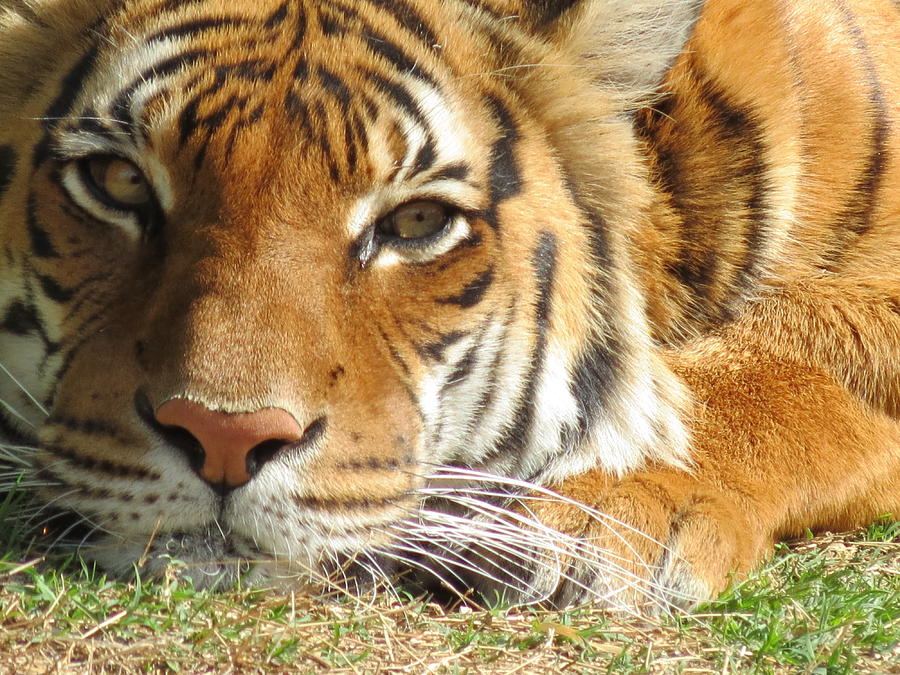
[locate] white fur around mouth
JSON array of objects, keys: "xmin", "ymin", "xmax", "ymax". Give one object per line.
[{"xmin": 82, "ymin": 525, "xmax": 375, "ymax": 592}]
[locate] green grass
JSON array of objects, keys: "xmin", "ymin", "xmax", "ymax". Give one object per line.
[{"xmin": 1, "ymin": 475, "xmax": 898, "ymax": 673}]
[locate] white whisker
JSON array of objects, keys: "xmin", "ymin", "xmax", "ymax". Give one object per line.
[
  {"xmin": 392, "ymin": 465, "xmax": 696, "ymax": 610},
  {"xmin": 390, "ymin": 525, "xmax": 554, "ymax": 601},
  {"xmin": 0, "ymin": 363, "xmax": 49, "ymax": 417},
  {"xmin": 399, "ymin": 513, "xmax": 655, "ymax": 607},
  {"xmin": 423, "ymin": 466, "xmax": 679, "ymax": 559},
  {"xmin": 0, "ymin": 398, "xmax": 37, "ymax": 429}
]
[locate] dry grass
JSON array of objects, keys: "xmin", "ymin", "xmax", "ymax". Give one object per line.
[{"xmin": 2, "ymin": 526, "xmax": 898, "ymax": 674}]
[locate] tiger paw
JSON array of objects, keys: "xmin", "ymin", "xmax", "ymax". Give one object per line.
[{"xmin": 433, "ymin": 468, "xmax": 767, "ymax": 613}]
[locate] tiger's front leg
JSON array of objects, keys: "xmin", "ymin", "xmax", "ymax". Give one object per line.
[{"xmin": 531, "ymin": 280, "xmax": 900, "ymax": 609}]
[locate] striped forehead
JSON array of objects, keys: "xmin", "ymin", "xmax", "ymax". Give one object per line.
[{"xmin": 58, "ymin": 1, "xmax": 474, "ymax": 181}]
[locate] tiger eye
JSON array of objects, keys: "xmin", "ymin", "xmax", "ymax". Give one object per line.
[
  {"xmin": 383, "ymin": 200, "xmax": 449, "ymax": 239},
  {"xmin": 86, "ymin": 156, "xmax": 152, "ymax": 208}
]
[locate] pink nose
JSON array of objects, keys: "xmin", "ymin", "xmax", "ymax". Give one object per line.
[{"xmin": 155, "ymin": 398, "xmax": 304, "ymax": 488}]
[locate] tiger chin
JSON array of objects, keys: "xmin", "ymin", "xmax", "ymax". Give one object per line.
[{"xmin": 1, "ymin": 0, "xmax": 898, "ymax": 612}]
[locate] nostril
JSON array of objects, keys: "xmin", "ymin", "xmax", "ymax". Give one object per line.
[
  {"xmin": 246, "ymin": 438, "xmax": 287, "ymax": 476},
  {"xmin": 246, "ymin": 416, "xmax": 328, "ymax": 475},
  {"xmin": 159, "ymin": 423, "xmax": 206, "ymax": 474},
  {"xmin": 135, "ymin": 391, "xmax": 206, "ymax": 472}
]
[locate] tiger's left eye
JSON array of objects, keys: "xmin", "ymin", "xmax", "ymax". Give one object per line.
[
  {"xmin": 379, "ymin": 200, "xmax": 450, "ymax": 240},
  {"xmin": 80, "ymin": 156, "xmax": 152, "ymax": 210}
]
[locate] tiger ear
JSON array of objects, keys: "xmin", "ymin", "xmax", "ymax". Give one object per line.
[{"xmin": 520, "ymin": 0, "xmax": 705, "ymax": 101}]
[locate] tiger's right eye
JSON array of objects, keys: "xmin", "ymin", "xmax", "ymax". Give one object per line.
[
  {"xmin": 378, "ymin": 200, "xmax": 451, "ymax": 240},
  {"xmin": 80, "ymin": 156, "xmax": 153, "ymax": 211}
]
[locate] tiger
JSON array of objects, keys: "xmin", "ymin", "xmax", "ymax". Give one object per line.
[{"xmin": 0, "ymin": 0, "xmax": 898, "ymax": 611}]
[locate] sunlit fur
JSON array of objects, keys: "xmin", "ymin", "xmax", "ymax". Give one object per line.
[{"xmin": 0, "ymin": 0, "xmax": 898, "ymax": 611}]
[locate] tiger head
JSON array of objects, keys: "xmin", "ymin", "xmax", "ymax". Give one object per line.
[{"xmin": 0, "ymin": 0, "xmax": 698, "ymax": 596}]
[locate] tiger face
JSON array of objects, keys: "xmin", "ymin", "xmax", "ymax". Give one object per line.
[{"xmin": 1, "ymin": 0, "xmax": 701, "ymax": 597}]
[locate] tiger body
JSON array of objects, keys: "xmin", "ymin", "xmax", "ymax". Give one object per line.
[{"xmin": 0, "ymin": 0, "xmax": 898, "ymax": 607}]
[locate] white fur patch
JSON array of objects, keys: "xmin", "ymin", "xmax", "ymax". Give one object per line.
[{"xmin": 571, "ymin": 0, "xmax": 704, "ymax": 105}]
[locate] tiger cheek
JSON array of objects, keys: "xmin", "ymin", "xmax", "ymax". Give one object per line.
[{"xmin": 304, "ymin": 393, "xmax": 421, "ymax": 495}]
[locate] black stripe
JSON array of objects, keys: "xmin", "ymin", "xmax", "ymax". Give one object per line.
[
  {"xmin": 319, "ymin": 8, "xmax": 349, "ymax": 36},
  {"xmin": 1, "ymin": 288, "xmax": 58, "ymax": 354},
  {"xmin": 409, "ymin": 135, "xmax": 437, "ymax": 178},
  {"xmin": 378, "ymin": 326, "xmax": 411, "ymax": 377},
  {"xmin": 440, "ymin": 316, "xmax": 494, "ymax": 397},
  {"xmin": 285, "ymin": 90, "xmax": 312, "ymax": 130},
  {"xmin": 431, "ymin": 162, "xmax": 471, "ymax": 183},
  {"xmin": 317, "ymin": 66, "xmax": 352, "ymax": 112},
  {"xmin": 313, "ymin": 101, "xmax": 341, "ymax": 181},
  {"xmin": 146, "ymin": 16, "xmax": 250, "ymax": 43},
  {"xmin": 344, "ymin": 119, "xmax": 359, "ymax": 173},
  {"xmin": 418, "ymin": 330, "xmax": 467, "ymax": 362},
  {"xmin": 290, "ymin": 491, "xmax": 412, "ymax": 512},
  {"xmin": 359, "ymin": 93, "xmax": 379, "ymax": 122},
  {"xmin": 488, "ymin": 232, "xmax": 557, "ymax": 463},
  {"xmin": 177, "ymin": 70, "xmax": 226, "ymax": 145},
  {"xmin": 32, "ymin": 465, "xmax": 113, "ymax": 500},
  {"xmin": 41, "ymin": 446, "xmax": 160, "ymax": 480},
  {"xmin": 293, "ymin": 59, "xmax": 309, "ymax": 82},
  {"xmin": 36, "ymin": 273, "xmax": 75, "ymax": 303},
  {"xmin": 635, "ymin": 56, "xmax": 770, "ymax": 319},
  {"xmin": 698, "ymin": 77, "xmax": 769, "ymax": 299},
  {"xmin": 0, "ymin": 145, "xmax": 17, "ymax": 203},
  {"xmin": 363, "ymin": 31, "xmax": 437, "ymax": 86},
  {"xmin": 148, "ymin": 49, "xmax": 210, "ymax": 81},
  {"xmin": 530, "ymin": 234, "xmax": 556, "ymax": 344},
  {"xmin": 1, "ymin": 300, "xmax": 41, "ymax": 336},
  {"xmin": 26, "ymin": 194, "xmax": 58, "ymax": 258},
  {"xmin": 158, "ymin": 0, "xmax": 214, "ymax": 13},
  {"xmin": 350, "ymin": 110, "xmax": 370, "ymax": 157},
  {"xmin": 635, "ymin": 93, "xmax": 713, "ymax": 312},
  {"xmin": 288, "ymin": 4, "xmax": 308, "ymax": 51},
  {"xmin": 466, "ymin": 301, "xmax": 516, "ymax": 433},
  {"xmin": 0, "ymin": 410, "xmax": 35, "ymax": 446},
  {"xmin": 180, "ymin": 88, "xmax": 256, "ymax": 155},
  {"xmin": 484, "ymin": 96, "xmax": 523, "ymax": 228},
  {"xmin": 563, "ymin": 192, "xmax": 621, "ymax": 443},
  {"xmin": 831, "ymin": 0, "xmax": 890, "ymax": 242},
  {"xmin": 570, "ymin": 337, "xmax": 620, "ymax": 444},
  {"xmin": 67, "ymin": 108, "xmax": 112, "ymax": 137},
  {"xmin": 365, "ymin": 0, "xmax": 438, "ymax": 48},
  {"xmin": 222, "ymin": 102, "xmax": 264, "ymax": 162},
  {"xmin": 437, "ymin": 267, "xmax": 493, "ymax": 308},
  {"xmin": 216, "ymin": 59, "xmax": 277, "ymax": 84},
  {"xmin": 364, "ymin": 71, "xmax": 428, "ymax": 126},
  {"xmin": 42, "ymin": 339, "xmax": 82, "ymax": 409},
  {"xmin": 33, "ymin": 44, "xmax": 101, "ymax": 167},
  {"xmin": 264, "ymin": 1, "xmax": 290, "ymax": 28},
  {"xmin": 46, "ymin": 415, "xmax": 127, "ymax": 440},
  {"xmin": 112, "ymin": 49, "xmax": 209, "ymax": 132},
  {"xmin": 525, "ymin": 0, "xmax": 581, "ymax": 27},
  {"xmin": 442, "ymin": 342, "xmax": 480, "ymax": 395},
  {"xmin": 376, "ymin": 325, "xmax": 426, "ymax": 424}
]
